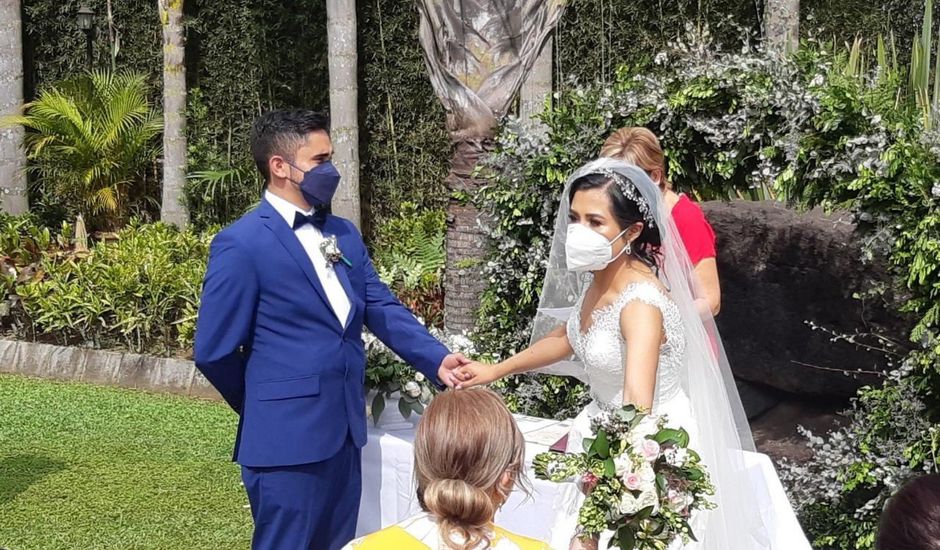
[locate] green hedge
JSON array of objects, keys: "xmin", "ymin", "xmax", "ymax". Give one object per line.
[
  {"xmin": 33, "ymin": 0, "xmax": 937, "ymax": 236},
  {"xmin": 0, "ymin": 216, "xmax": 209, "ymax": 356}
]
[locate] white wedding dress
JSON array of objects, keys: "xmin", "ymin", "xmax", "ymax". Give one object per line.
[
  {"xmin": 545, "ymin": 280, "xmax": 810, "ymax": 550},
  {"xmin": 531, "ymin": 158, "xmax": 812, "ymax": 550}
]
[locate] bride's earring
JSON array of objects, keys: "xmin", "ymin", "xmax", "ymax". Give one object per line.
[{"xmin": 624, "ymin": 241, "xmax": 632, "ymax": 256}]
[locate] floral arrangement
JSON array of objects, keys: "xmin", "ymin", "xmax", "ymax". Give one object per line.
[
  {"xmin": 363, "ymin": 327, "xmax": 475, "ymax": 424},
  {"xmin": 533, "ymin": 405, "xmax": 715, "ymax": 550}
]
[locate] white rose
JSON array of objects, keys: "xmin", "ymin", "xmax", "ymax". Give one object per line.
[
  {"xmin": 638, "ymin": 462, "xmax": 656, "ymax": 485},
  {"xmin": 630, "ymin": 434, "xmax": 649, "ymax": 452},
  {"xmin": 619, "ymin": 492, "xmax": 641, "ymax": 516},
  {"xmin": 613, "ymin": 453, "xmax": 635, "ymax": 477},
  {"xmin": 635, "ymin": 416, "xmax": 659, "ymax": 438},
  {"xmin": 420, "ymin": 386, "xmax": 433, "ymax": 403},
  {"xmin": 404, "ymin": 381, "xmax": 421, "ymax": 398},
  {"xmin": 636, "ymin": 488, "xmax": 660, "ymax": 515},
  {"xmin": 414, "ymin": 372, "xmax": 425, "ymax": 382},
  {"xmin": 620, "ymin": 488, "xmax": 660, "ymax": 517}
]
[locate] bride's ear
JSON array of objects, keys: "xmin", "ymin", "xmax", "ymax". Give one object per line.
[{"xmin": 625, "ymin": 222, "xmax": 644, "ymax": 242}]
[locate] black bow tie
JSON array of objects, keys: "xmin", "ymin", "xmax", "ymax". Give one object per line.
[{"xmin": 292, "ymin": 208, "xmax": 328, "ymax": 230}]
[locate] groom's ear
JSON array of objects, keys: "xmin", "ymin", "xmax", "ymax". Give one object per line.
[{"xmin": 269, "ymin": 155, "xmax": 291, "ymax": 182}]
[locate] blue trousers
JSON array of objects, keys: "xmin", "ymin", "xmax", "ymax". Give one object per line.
[{"xmin": 241, "ymin": 436, "xmax": 362, "ymax": 550}]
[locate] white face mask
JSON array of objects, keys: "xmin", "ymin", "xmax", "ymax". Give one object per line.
[{"xmin": 565, "ymin": 223, "xmax": 630, "ymax": 272}]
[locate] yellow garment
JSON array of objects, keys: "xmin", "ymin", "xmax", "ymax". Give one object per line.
[{"xmin": 345, "ymin": 519, "xmax": 550, "ymax": 550}]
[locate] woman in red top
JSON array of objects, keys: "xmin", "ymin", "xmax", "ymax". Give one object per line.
[{"xmin": 600, "ymin": 127, "xmax": 721, "ymax": 317}]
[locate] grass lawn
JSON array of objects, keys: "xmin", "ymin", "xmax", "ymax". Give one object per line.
[{"xmin": 0, "ymin": 374, "xmax": 251, "ymax": 549}]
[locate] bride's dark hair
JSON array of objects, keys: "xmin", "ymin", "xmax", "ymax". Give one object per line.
[{"xmin": 568, "ymin": 172, "xmax": 662, "ymax": 269}]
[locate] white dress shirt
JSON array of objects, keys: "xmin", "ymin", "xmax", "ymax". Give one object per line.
[{"xmin": 265, "ymin": 190, "xmax": 351, "ymax": 326}]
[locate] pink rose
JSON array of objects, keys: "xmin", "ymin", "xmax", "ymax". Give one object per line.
[
  {"xmin": 623, "ymin": 472, "xmax": 642, "ymax": 491},
  {"xmin": 581, "ymin": 472, "xmax": 599, "ymax": 494},
  {"xmin": 641, "ymin": 439, "xmax": 661, "ymax": 461}
]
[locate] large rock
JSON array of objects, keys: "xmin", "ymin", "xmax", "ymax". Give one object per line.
[{"xmin": 702, "ymin": 201, "xmax": 910, "ymax": 399}]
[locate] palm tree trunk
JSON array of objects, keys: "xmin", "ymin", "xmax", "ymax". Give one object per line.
[
  {"xmin": 327, "ymin": 0, "xmax": 361, "ymax": 229},
  {"xmin": 416, "ymin": 0, "xmax": 567, "ymax": 331},
  {"xmin": 0, "ymin": 0, "xmax": 28, "ymax": 214},
  {"xmin": 764, "ymin": 0, "xmax": 799, "ymax": 54},
  {"xmin": 519, "ymin": 37, "xmax": 553, "ymax": 130},
  {"xmin": 159, "ymin": 0, "xmax": 188, "ymax": 227},
  {"xmin": 443, "ymin": 137, "xmax": 493, "ymax": 331}
]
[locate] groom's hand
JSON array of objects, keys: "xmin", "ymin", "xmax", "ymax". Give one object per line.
[
  {"xmin": 437, "ymin": 353, "xmax": 472, "ymax": 388},
  {"xmin": 453, "ymin": 361, "xmax": 499, "ymax": 389}
]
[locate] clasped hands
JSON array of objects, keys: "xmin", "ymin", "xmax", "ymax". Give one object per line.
[{"xmin": 437, "ymin": 353, "xmax": 498, "ymax": 390}]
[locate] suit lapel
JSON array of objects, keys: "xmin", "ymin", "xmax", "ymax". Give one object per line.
[
  {"xmin": 321, "ymin": 217, "xmax": 359, "ymax": 332},
  {"xmin": 259, "ymin": 200, "xmax": 341, "ymax": 328}
]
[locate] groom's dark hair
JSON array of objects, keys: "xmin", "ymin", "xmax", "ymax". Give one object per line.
[{"xmin": 250, "ymin": 109, "xmax": 331, "ymax": 183}]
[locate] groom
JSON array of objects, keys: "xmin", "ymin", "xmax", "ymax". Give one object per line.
[{"xmin": 193, "ymin": 109, "xmax": 468, "ymax": 550}]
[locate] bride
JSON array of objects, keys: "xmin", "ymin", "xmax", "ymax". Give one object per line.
[{"xmin": 455, "ymin": 158, "xmax": 808, "ymax": 549}]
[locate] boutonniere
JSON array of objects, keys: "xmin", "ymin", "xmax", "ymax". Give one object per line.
[{"xmin": 320, "ymin": 235, "xmax": 353, "ymax": 268}]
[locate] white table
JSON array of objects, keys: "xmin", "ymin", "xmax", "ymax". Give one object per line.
[
  {"xmin": 356, "ymin": 415, "xmax": 812, "ymax": 549},
  {"xmin": 356, "ymin": 415, "xmax": 570, "ymax": 538}
]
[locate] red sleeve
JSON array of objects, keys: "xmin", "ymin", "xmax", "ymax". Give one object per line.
[{"xmin": 672, "ymin": 198, "xmax": 717, "ymax": 266}]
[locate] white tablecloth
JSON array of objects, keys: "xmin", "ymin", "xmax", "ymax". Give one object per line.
[{"xmin": 356, "ymin": 415, "xmax": 812, "ymax": 549}]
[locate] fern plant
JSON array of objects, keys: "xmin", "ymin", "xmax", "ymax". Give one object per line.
[
  {"xmin": 373, "ymin": 203, "xmax": 445, "ymax": 325},
  {"xmin": 185, "ymin": 164, "xmax": 262, "ymax": 230},
  {"xmin": 2, "ymin": 70, "xmax": 162, "ymax": 231}
]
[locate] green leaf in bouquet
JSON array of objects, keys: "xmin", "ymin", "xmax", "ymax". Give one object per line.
[
  {"xmin": 412, "ymin": 400, "xmax": 425, "ymax": 414},
  {"xmin": 656, "ymin": 473, "xmax": 667, "ymax": 494},
  {"xmin": 653, "ymin": 428, "xmax": 684, "ymax": 445},
  {"xmin": 398, "ymin": 396, "xmax": 412, "ymax": 419},
  {"xmin": 648, "ymin": 518, "xmax": 665, "ymax": 536},
  {"xmin": 593, "ymin": 429, "xmax": 611, "ymax": 458},
  {"xmin": 685, "ymin": 520, "xmax": 699, "ymax": 542},
  {"xmin": 635, "ymin": 505, "xmax": 655, "ymax": 521},
  {"xmin": 583, "ymin": 437, "xmax": 596, "ymax": 454},
  {"xmin": 604, "ymin": 457, "xmax": 616, "ymax": 478},
  {"xmin": 616, "ymin": 405, "xmax": 637, "ymax": 423},
  {"xmin": 676, "ymin": 428, "xmax": 690, "ymax": 448},
  {"xmin": 371, "ymin": 392, "xmax": 386, "ymax": 426},
  {"xmin": 684, "ymin": 467, "xmax": 704, "ymax": 481},
  {"xmin": 616, "ymin": 525, "xmax": 636, "ymax": 550}
]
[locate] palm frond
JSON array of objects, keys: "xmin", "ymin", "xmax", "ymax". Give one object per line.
[{"xmin": 7, "ymin": 70, "xmax": 161, "ymax": 230}]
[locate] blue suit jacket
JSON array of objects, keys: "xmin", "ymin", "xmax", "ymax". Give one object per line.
[{"xmin": 193, "ymin": 199, "xmax": 449, "ymax": 467}]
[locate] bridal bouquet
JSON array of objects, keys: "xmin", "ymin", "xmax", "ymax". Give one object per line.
[{"xmin": 533, "ymin": 405, "xmax": 715, "ymax": 550}]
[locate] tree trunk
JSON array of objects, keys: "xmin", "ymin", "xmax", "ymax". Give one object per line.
[
  {"xmin": 0, "ymin": 0, "xmax": 28, "ymax": 215},
  {"xmin": 415, "ymin": 0, "xmax": 568, "ymax": 332},
  {"xmin": 327, "ymin": 0, "xmax": 361, "ymax": 229},
  {"xmin": 764, "ymin": 0, "xmax": 799, "ymax": 54},
  {"xmin": 158, "ymin": 0, "xmax": 188, "ymax": 227},
  {"xmin": 443, "ymin": 138, "xmax": 493, "ymax": 330},
  {"xmin": 519, "ymin": 36, "xmax": 553, "ymax": 130}
]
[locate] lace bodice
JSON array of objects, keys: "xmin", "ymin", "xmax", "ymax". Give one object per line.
[{"xmin": 566, "ymin": 281, "xmax": 686, "ymax": 409}]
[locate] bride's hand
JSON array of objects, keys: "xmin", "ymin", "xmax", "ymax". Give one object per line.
[{"xmin": 454, "ymin": 361, "xmax": 502, "ymax": 389}]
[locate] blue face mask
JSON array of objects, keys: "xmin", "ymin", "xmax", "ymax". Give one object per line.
[{"xmin": 288, "ymin": 160, "xmax": 341, "ymax": 208}]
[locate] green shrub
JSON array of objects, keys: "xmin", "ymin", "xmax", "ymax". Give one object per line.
[
  {"xmin": 14, "ymin": 221, "xmax": 210, "ymax": 356},
  {"xmin": 2, "ymin": 71, "xmax": 162, "ymax": 232}
]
